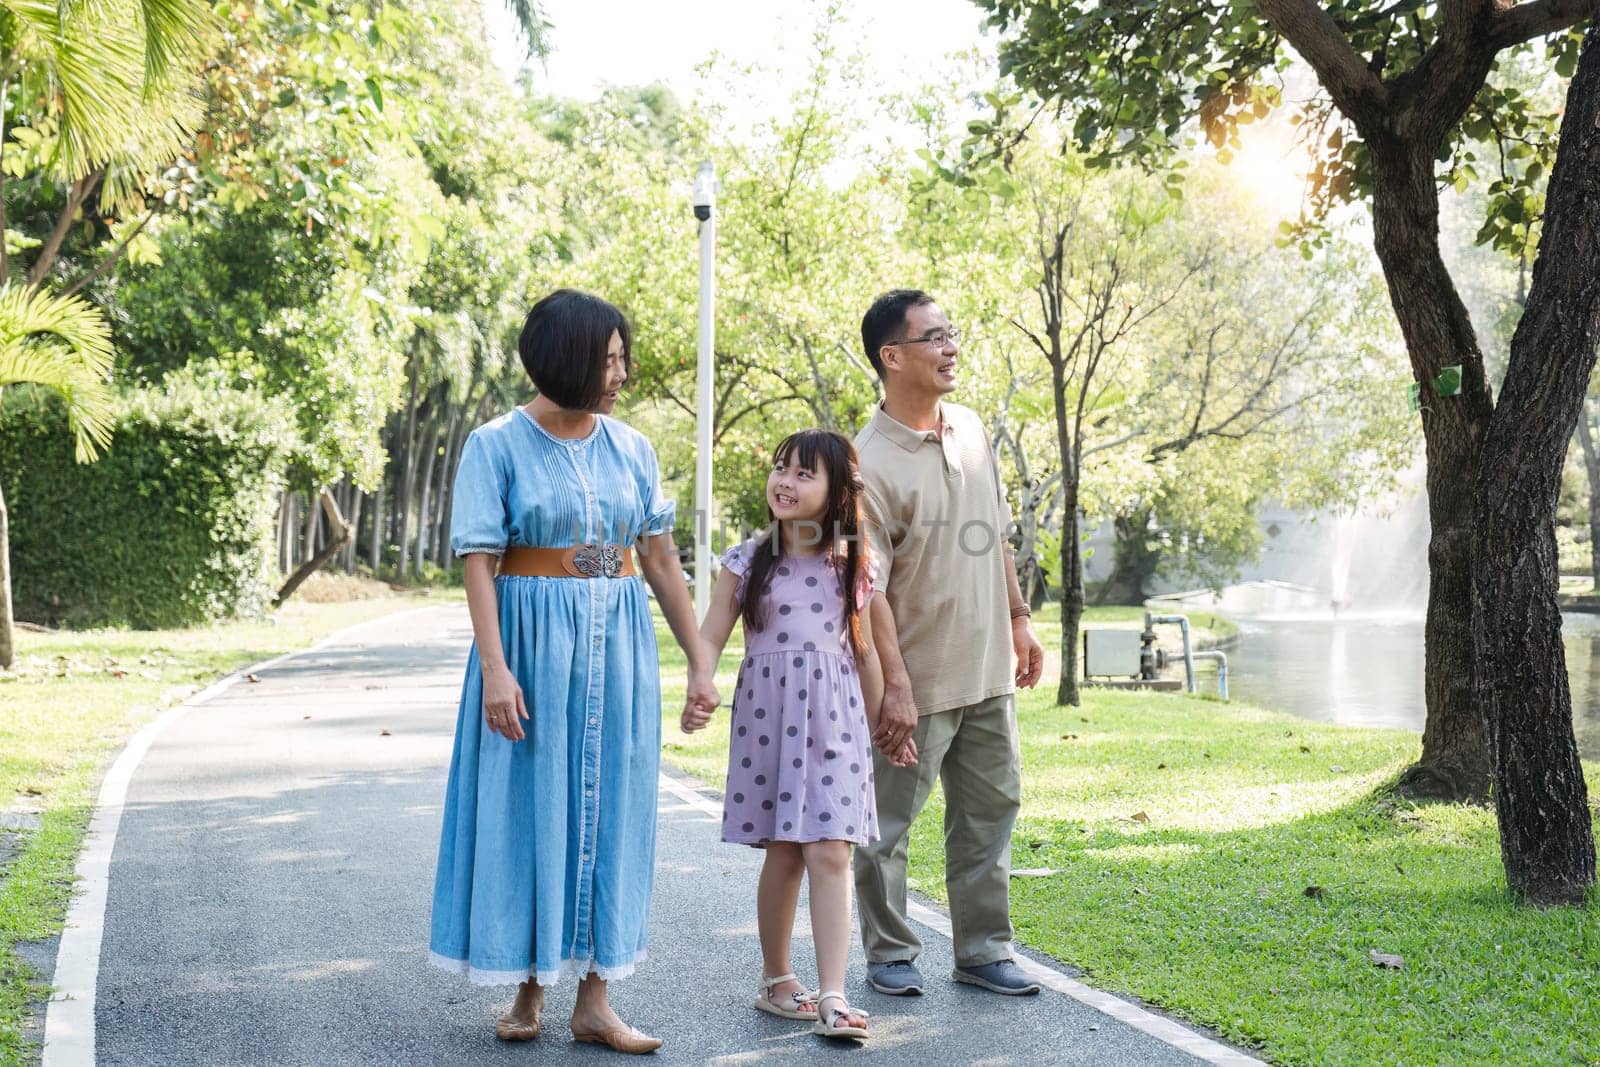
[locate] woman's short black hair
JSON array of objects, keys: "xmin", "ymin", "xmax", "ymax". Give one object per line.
[
  {"xmin": 517, "ymin": 289, "xmax": 631, "ymax": 410},
  {"xmin": 861, "ymin": 288, "xmax": 935, "ymax": 379}
]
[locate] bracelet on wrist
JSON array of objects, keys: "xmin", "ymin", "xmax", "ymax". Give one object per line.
[{"xmin": 1009, "ymin": 604, "xmax": 1032, "ymax": 619}]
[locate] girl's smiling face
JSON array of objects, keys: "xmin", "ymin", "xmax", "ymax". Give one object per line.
[{"xmin": 767, "ymin": 448, "xmax": 830, "ymax": 526}]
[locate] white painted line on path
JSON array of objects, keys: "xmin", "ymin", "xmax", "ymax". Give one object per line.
[{"xmin": 41, "ymin": 606, "xmax": 449, "ymax": 1067}]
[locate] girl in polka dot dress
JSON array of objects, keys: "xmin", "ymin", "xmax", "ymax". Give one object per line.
[{"xmin": 683, "ymin": 429, "xmax": 915, "ymax": 1042}]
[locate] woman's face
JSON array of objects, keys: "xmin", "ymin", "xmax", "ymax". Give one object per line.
[
  {"xmin": 593, "ymin": 329, "xmax": 628, "ymax": 414},
  {"xmin": 767, "ymin": 449, "xmax": 830, "ymax": 526}
]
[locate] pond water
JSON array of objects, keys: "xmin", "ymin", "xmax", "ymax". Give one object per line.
[{"xmin": 1223, "ymin": 613, "xmax": 1600, "ymax": 760}]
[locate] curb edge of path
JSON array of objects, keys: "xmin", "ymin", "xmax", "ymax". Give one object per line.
[
  {"xmin": 39, "ymin": 605, "xmax": 450, "ymax": 1067},
  {"xmin": 657, "ymin": 770, "xmax": 1269, "ymax": 1067}
]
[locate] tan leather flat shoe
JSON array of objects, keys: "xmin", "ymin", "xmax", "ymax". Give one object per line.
[
  {"xmin": 495, "ymin": 1012, "xmax": 541, "ymax": 1041},
  {"xmin": 570, "ymin": 1024, "xmax": 662, "ymax": 1054}
]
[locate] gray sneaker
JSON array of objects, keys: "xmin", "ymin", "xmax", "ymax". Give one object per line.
[
  {"xmin": 865, "ymin": 960, "xmax": 925, "ymax": 995},
  {"xmin": 952, "ymin": 958, "xmax": 1042, "ymax": 995}
]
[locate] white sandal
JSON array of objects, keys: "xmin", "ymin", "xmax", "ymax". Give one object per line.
[
  {"xmin": 754, "ymin": 972, "xmax": 818, "ymax": 1020},
  {"xmin": 812, "ymin": 990, "xmax": 869, "ymax": 1040}
]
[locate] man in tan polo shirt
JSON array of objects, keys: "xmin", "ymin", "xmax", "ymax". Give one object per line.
[{"xmin": 853, "ymin": 288, "xmax": 1045, "ymax": 997}]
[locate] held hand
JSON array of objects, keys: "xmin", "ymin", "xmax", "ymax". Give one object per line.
[
  {"xmin": 888, "ymin": 736, "xmax": 918, "ymax": 768},
  {"xmin": 681, "ymin": 697, "xmax": 714, "ymax": 733},
  {"xmin": 872, "ymin": 681, "xmax": 918, "ymax": 752},
  {"xmin": 1013, "ymin": 618, "xmax": 1044, "ymax": 689},
  {"xmin": 482, "ymin": 664, "xmax": 528, "ymax": 741},
  {"xmin": 681, "ymin": 670, "xmax": 720, "ymax": 733}
]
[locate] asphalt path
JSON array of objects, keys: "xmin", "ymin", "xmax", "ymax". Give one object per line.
[{"xmin": 86, "ymin": 604, "xmax": 1249, "ymax": 1065}]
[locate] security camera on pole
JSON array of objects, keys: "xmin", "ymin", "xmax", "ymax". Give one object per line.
[{"xmin": 692, "ymin": 161, "xmax": 716, "ymax": 618}]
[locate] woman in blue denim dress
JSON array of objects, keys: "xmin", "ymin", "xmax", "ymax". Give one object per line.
[{"xmin": 429, "ymin": 290, "xmax": 718, "ymax": 1054}]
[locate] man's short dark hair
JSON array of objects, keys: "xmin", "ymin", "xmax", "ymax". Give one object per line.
[
  {"xmin": 518, "ymin": 289, "xmax": 631, "ymax": 410},
  {"xmin": 861, "ymin": 289, "xmax": 935, "ymax": 379}
]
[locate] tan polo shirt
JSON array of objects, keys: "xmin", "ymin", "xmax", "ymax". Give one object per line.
[{"xmin": 855, "ymin": 401, "xmax": 1015, "ymax": 716}]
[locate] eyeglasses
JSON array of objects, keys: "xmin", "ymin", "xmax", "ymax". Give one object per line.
[{"xmin": 885, "ymin": 327, "xmax": 959, "ymax": 350}]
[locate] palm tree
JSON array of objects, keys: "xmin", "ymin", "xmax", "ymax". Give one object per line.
[
  {"xmin": 0, "ymin": 0, "xmax": 210, "ymax": 665},
  {"xmin": 500, "ymin": 0, "xmax": 553, "ymax": 61},
  {"xmin": 0, "ymin": 287, "xmax": 113, "ymax": 666}
]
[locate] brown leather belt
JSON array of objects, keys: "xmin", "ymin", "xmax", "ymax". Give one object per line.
[{"xmin": 497, "ymin": 545, "xmax": 637, "ymax": 579}]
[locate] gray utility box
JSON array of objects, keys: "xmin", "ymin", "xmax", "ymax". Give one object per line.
[{"xmin": 1084, "ymin": 629, "xmax": 1142, "ymax": 679}]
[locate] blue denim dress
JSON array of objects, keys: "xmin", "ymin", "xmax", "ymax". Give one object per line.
[{"xmin": 428, "ymin": 409, "xmax": 675, "ymax": 986}]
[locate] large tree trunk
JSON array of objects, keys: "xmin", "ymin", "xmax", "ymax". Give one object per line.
[
  {"xmin": 1051, "ymin": 361, "xmax": 1083, "ymax": 706},
  {"xmin": 300, "ymin": 490, "xmax": 320, "ymax": 562},
  {"xmin": 1369, "ymin": 145, "xmax": 1496, "ymax": 802},
  {"xmin": 1095, "ymin": 508, "xmax": 1159, "ymax": 606},
  {"xmin": 343, "ymin": 482, "xmax": 363, "ymax": 575},
  {"xmin": 413, "ymin": 417, "xmax": 444, "ymax": 578},
  {"xmin": 0, "ymin": 477, "xmax": 13, "ymax": 670},
  {"xmin": 1472, "ymin": 24, "xmax": 1600, "ymax": 907},
  {"xmin": 275, "ymin": 489, "xmax": 353, "ymax": 607},
  {"xmin": 1574, "ymin": 402, "xmax": 1600, "ymax": 588},
  {"xmin": 435, "ymin": 396, "xmax": 478, "ymax": 576},
  {"xmin": 368, "ymin": 476, "xmax": 385, "ymax": 574},
  {"xmin": 394, "ymin": 361, "xmax": 422, "ymax": 580}
]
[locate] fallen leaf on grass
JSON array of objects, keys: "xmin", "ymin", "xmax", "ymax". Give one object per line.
[
  {"xmin": 1303, "ymin": 885, "xmax": 1326, "ymax": 899},
  {"xmin": 1156, "ymin": 762, "xmax": 1167, "ymax": 770},
  {"xmin": 1130, "ymin": 811, "xmax": 1150, "ymax": 823},
  {"xmin": 246, "ymin": 673, "xmax": 260, "ymax": 683},
  {"xmin": 106, "ymin": 668, "xmax": 127, "ymax": 679},
  {"xmin": 1330, "ymin": 764, "xmax": 1347, "ymax": 773},
  {"xmin": 1395, "ymin": 862, "xmax": 1405, "ymax": 875},
  {"xmin": 1060, "ymin": 733, "xmax": 1078, "ymax": 740},
  {"xmin": 1131, "ymin": 886, "xmax": 1147, "ymax": 896},
  {"xmin": 1298, "ymin": 745, "xmax": 1311, "ymax": 753},
  {"xmin": 1369, "ymin": 951, "xmax": 1404, "ymax": 970},
  {"xmin": 1256, "ymin": 887, "xmax": 1270, "ymax": 899}
]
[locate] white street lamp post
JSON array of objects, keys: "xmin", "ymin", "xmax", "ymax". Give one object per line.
[{"xmin": 692, "ymin": 161, "xmax": 717, "ymax": 618}]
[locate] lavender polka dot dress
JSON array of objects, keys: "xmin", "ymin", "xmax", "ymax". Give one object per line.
[{"xmin": 719, "ymin": 538, "xmax": 879, "ymax": 847}]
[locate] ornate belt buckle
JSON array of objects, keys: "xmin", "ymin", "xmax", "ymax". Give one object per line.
[{"xmin": 562, "ymin": 543, "xmax": 622, "ymax": 578}]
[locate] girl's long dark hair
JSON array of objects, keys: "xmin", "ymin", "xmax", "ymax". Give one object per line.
[{"xmin": 741, "ymin": 430, "xmax": 869, "ymax": 660}]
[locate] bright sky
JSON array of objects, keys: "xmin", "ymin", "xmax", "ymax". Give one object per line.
[
  {"xmin": 481, "ymin": 0, "xmax": 997, "ymax": 125},
  {"xmin": 479, "ymin": 0, "xmax": 1314, "ymax": 219}
]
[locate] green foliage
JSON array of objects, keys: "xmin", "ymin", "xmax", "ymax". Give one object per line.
[
  {"xmin": 975, "ymin": 1, "xmax": 1581, "ymax": 255},
  {"xmin": 0, "ymin": 0, "xmax": 213, "ymax": 192},
  {"xmin": 0, "ymin": 283, "xmax": 116, "ymax": 461},
  {"xmin": 899, "ymin": 103, "xmax": 1412, "ymax": 593},
  {"xmin": 110, "ymin": 195, "xmax": 420, "ymax": 488},
  {"xmin": 0, "ymin": 376, "xmax": 294, "ymax": 627},
  {"xmin": 556, "ymin": 23, "xmax": 913, "ymax": 532}
]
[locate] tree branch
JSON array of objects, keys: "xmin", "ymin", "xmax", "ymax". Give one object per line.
[
  {"xmin": 28, "ymin": 172, "xmax": 103, "ymax": 287},
  {"xmin": 1491, "ymin": 0, "xmax": 1600, "ymax": 47},
  {"xmin": 1256, "ymin": 0, "xmax": 1393, "ymax": 130},
  {"xmin": 62, "ymin": 208, "xmax": 158, "ymax": 297}
]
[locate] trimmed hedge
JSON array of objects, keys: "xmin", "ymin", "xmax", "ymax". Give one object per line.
[{"xmin": 0, "ymin": 378, "xmax": 295, "ymax": 628}]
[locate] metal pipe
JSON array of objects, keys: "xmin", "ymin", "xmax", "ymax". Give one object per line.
[
  {"xmin": 1147, "ymin": 612, "xmax": 1195, "ymax": 692},
  {"xmin": 1192, "ymin": 650, "xmax": 1229, "ymax": 701}
]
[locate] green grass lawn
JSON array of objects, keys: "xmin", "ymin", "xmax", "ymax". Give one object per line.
[
  {"xmin": 0, "ymin": 587, "xmax": 462, "ymax": 1064},
  {"xmin": 657, "ymin": 610, "xmax": 1600, "ymax": 1067}
]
